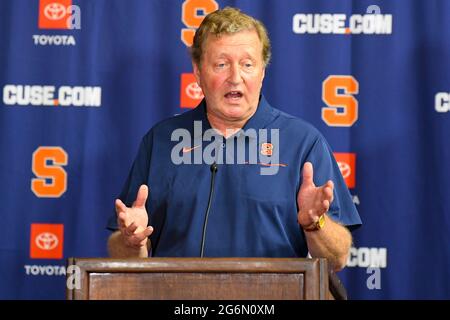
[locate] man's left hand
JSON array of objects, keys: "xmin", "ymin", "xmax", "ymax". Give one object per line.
[{"xmin": 297, "ymin": 162, "xmax": 334, "ymax": 228}]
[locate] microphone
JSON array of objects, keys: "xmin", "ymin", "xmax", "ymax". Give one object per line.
[{"xmin": 200, "ymin": 162, "xmax": 218, "ymax": 257}]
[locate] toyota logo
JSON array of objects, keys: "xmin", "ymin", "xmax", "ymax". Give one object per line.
[
  {"xmin": 35, "ymin": 232, "xmax": 59, "ymax": 250},
  {"xmin": 337, "ymin": 161, "xmax": 351, "ymax": 179},
  {"xmin": 185, "ymin": 82, "xmax": 204, "ymax": 100},
  {"xmin": 44, "ymin": 3, "xmax": 66, "ymax": 21}
]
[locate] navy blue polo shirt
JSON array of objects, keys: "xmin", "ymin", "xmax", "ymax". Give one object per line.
[{"xmin": 107, "ymin": 95, "xmax": 361, "ymax": 257}]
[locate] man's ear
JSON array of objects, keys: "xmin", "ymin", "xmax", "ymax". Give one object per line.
[{"xmin": 192, "ymin": 62, "xmax": 201, "ymax": 87}]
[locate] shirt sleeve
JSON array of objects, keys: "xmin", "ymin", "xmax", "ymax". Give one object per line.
[
  {"xmin": 106, "ymin": 130, "xmax": 154, "ymax": 231},
  {"xmin": 304, "ymin": 134, "xmax": 362, "ymax": 231}
]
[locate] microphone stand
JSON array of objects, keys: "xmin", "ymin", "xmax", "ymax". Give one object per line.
[{"xmin": 200, "ymin": 162, "xmax": 218, "ymax": 257}]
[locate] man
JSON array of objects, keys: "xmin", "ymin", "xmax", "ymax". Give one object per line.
[{"xmin": 107, "ymin": 7, "xmax": 361, "ymax": 271}]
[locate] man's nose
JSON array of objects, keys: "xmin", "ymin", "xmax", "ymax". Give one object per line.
[{"xmin": 227, "ymin": 64, "xmax": 243, "ymax": 85}]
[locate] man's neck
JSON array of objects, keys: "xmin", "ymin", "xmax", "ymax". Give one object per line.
[{"xmin": 206, "ymin": 112, "xmax": 251, "ymax": 138}]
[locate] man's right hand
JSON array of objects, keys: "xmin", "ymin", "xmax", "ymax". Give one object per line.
[{"xmin": 115, "ymin": 184, "xmax": 153, "ymax": 249}]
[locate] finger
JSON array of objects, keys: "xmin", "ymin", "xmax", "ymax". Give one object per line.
[
  {"xmin": 134, "ymin": 185, "xmax": 149, "ymax": 208},
  {"xmin": 323, "ymin": 185, "xmax": 333, "ymax": 201},
  {"xmin": 135, "ymin": 227, "xmax": 153, "ymax": 242},
  {"xmin": 134, "ymin": 228, "xmax": 154, "ymax": 247},
  {"xmin": 126, "ymin": 222, "xmax": 139, "ymax": 235},
  {"xmin": 323, "ymin": 199, "xmax": 330, "ymax": 212},
  {"xmin": 117, "ymin": 211, "xmax": 127, "ymax": 229},
  {"xmin": 301, "ymin": 162, "xmax": 314, "ymax": 186},
  {"xmin": 115, "ymin": 199, "xmax": 128, "ymax": 214},
  {"xmin": 127, "ymin": 239, "xmax": 146, "ymax": 248},
  {"xmin": 143, "ymin": 226, "xmax": 154, "ymax": 238},
  {"xmin": 325, "ymin": 180, "xmax": 334, "ymax": 202},
  {"xmin": 327, "ymin": 180, "xmax": 334, "ymax": 189},
  {"xmin": 128, "ymin": 229, "xmax": 152, "ymax": 247},
  {"xmin": 124, "ymin": 235, "xmax": 143, "ymax": 249},
  {"xmin": 121, "ymin": 221, "xmax": 133, "ymax": 237}
]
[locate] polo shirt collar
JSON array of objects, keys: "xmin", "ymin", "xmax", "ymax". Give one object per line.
[
  {"xmin": 191, "ymin": 94, "xmax": 277, "ymax": 138},
  {"xmin": 242, "ymin": 95, "xmax": 276, "ymax": 131}
]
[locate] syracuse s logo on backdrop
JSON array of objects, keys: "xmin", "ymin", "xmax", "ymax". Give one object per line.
[
  {"xmin": 181, "ymin": 0, "xmax": 219, "ymax": 46},
  {"xmin": 322, "ymin": 75, "xmax": 359, "ymax": 127},
  {"xmin": 31, "ymin": 146, "xmax": 68, "ymax": 198}
]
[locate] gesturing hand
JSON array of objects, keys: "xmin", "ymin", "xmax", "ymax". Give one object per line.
[
  {"xmin": 297, "ymin": 162, "xmax": 334, "ymax": 228},
  {"xmin": 115, "ymin": 184, "xmax": 153, "ymax": 249}
]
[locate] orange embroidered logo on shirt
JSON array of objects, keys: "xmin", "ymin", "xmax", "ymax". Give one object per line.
[{"xmin": 260, "ymin": 143, "xmax": 273, "ymax": 156}]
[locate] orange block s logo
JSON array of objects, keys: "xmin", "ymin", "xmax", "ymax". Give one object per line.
[
  {"xmin": 322, "ymin": 75, "xmax": 359, "ymax": 127},
  {"xmin": 181, "ymin": 0, "xmax": 219, "ymax": 46},
  {"xmin": 31, "ymin": 146, "xmax": 68, "ymax": 198}
]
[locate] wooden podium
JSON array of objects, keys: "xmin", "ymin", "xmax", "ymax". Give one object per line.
[{"xmin": 66, "ymin": 257, "xmax": 347, "ymax": 300}]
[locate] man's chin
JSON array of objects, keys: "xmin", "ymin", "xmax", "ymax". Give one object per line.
[
  {"xmin": 223, "ymin": 108, "xmax": 247, "ymax": 120},
  {"xmin": 224, "ymin": 99, "xmax": 243, "ymax": 105},
  {"xmin": 224, "ymin": 112, "xmax": 257, "ymax": 125}
]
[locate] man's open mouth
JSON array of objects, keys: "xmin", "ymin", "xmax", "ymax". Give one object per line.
[{"xmin": 224, "ymin": 91, "xmax": 243, "ymax": 99}]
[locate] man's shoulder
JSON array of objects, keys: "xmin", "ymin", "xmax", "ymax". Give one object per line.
[
  {"xmin": 157, "ymin": 108, "xmax": 197, "ymax": 130},
  {"xmin": 143, "ymin": 108, "xmax": 198, "ymax": 139},
  {"xmin": 267, "ymin": 102, "xmax": 321, "ymax": 139}
]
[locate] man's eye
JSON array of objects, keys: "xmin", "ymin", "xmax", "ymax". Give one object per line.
[{"xmin": 216, "ymin": 63, "xmax": 226, "ymax": 68}]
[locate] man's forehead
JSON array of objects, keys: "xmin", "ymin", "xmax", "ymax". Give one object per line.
[
  {"xmin": 203, "ymin": 31, "xmax": 262, "ymax": 55},
  {"xmin": 204, "ymin": 29, "xmax": 261, "ymax": 45}
]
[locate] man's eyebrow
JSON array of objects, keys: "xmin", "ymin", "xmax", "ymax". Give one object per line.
[
  {"xmin": 214, "ymin": 52, "xmax": 257, "ymax": 60},
  {"xmin": 215, "ymin": 53, "xmax": 230, "ymax": 58}
]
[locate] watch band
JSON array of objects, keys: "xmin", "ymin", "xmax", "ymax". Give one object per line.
[{"xmin": 303, "ymin": 214, "xmax": 326, "ymax": 232}]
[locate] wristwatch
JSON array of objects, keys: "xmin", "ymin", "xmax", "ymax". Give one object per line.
[{"xmin": 303, "ymin": 214, "xmax": 326, "ymax": 232}]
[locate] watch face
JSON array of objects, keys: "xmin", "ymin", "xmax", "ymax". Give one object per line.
[{"xmin": 318, "ymin": 215, "xmax": 325, "ymax": 228}]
